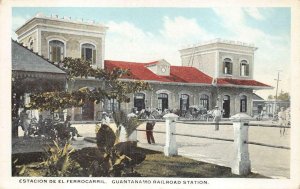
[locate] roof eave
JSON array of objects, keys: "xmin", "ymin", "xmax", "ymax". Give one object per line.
[
  {"xmin": 216, "ymin": 84, "xmax": 273, "ymax": 90},
  {"xmin": 119, "ymin": 78, "xmax": 212, "ymax": 86}
]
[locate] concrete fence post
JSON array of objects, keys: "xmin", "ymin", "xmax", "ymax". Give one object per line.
[
  {"xmin": 163, "ymin": 113, "xmax": 179, "ymax": 156},
  {"xmin": 230, "ymin": 113, "xmax": 253, "ymax": 175}
]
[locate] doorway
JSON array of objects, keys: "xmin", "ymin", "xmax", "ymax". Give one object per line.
[
  {"xmin": 158, "ymin": 93, "xmax": 168, "ymax": 111},
  {"xmin": 82, "ymin": 100, "xmax": 94, "ymax": 120},
  {"xmin": 134, "ymin": 93, "xmax": 145, "ymax": 111},
  {"xmin": 222, "ymin": 95, "xmax": 230, "ymax": 118},
  {"xmin": 180, "ymin": 94, "xmax": 189, "ymax": 112}
]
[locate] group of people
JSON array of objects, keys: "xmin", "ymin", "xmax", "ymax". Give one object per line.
[{"xmin": 18, "ymin": 109, "xmax": 82, "ymax": 140}]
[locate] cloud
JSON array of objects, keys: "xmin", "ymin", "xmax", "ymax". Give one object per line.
[
  {"xmin": 105, "ymin": 16, "xmax": 212, "ymax": 65},
  {"xmin": 244, "ymin": 8, "xmax": 265, "ymax": 20},
  {"xmin": 212, "ymin": 7, "xmax": 290, "ymax": 98},
  {"xmin": 160, "ymin": 16, "xmax": 213, "ymax": 43}
]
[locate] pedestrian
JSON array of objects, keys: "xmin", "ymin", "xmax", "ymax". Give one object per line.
[
  {"xmin": 146, "ymin": 112, "xmax": 156, "ymax": 144},
  {"xmin": 37, "ymin": 115, "xmax": 45, "ymax": 137},
  {"xmin": 285, "ymin": 107, "xmax": 290, "ymax": 126},
  {"xmin": 101, "ymin": 112, "xmax": 111, "ymax": 125},
  {"xmin": 20, "ymin": 109, "xmax": 30, "ymax": 137},
  {"xmin": 212, "ymin": 106, "xmax": 222, "ymax": 131},
  {"xmin": 278, "ymin": 107, "xmax": 287, "ymax": 136}
]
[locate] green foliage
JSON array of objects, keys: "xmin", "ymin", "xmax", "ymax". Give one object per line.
[
  {"xmin": 267, "ymin": 95, "xmax": 273, "ymax": 100},
  {"xmin": 268, "ymin": 90, "xmax": 290, "ymax": 101},
  {"xmin": 277, "ymin": 91, "xmax": 290, "ymax": 101},
  {"xmin": 28, "ymin": 57, "xmax": 150, "ymax": 111},
  {"xmin": 96, "ymin": 124, "xmax": 116, "ymax": 152},
  {"xmin": 86, "ymin": 124, "xmax": 145, "ymax": 177},
  {"xmin": 43, "ymin": 141, "xmax": 83, "ymax": 176}
]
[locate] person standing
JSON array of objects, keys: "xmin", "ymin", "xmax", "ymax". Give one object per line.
[
  {"xmin": 146, "ymin": 112, "xmax": 156, "ymax": 144},
  {"xmin": 37, "ymin": 115, "xmax": 45, "ymax": 137},
  {"xmin": 212, "ymin": 106, "xmax": 222, "ymax": 131},
  {"xmin": 101, "ymin": 112, "xmax": 111, "ymax": 125},
  {"xmin": 278, "ymin": 107, "xmax": 286, "ymax": 136},
  {"xmin": 20, "ymin": 109, "xmax": 30, "ymax": 137}
]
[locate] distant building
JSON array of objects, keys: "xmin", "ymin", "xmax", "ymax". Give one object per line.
[
  {"xmin": 252, "ymin": 93, "xmax": 290, "ymax": 117},
  {"xmin": 14, "ymin": 13, "xmax": 273, "ymax": 121}
]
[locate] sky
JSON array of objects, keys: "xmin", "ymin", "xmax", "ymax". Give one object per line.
[{"xmin": 12, "ymin": 7, "xmax": 291, "ymax": 99}]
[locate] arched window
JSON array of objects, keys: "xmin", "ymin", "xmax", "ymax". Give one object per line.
[
  {"xmin": 49, "ymin": 40, "xmax": 64, "ymax": 62},
  {"xmin": 223, "ymin": 58, "xmax": 233, "ymax": 75},
  {"xmin": 240, "ymin": 60, "xmax": 249, "ymax": 76},
  {"xmin": 240, "ymin": 95, "xmax": 247, "ymax": 112},
  {"xmin": 200, "ymin": 94, "xmax": 209, "ymax": 110},
  {"xmin": 81, "ymin": 43, "xmax": 96, "ymax": 64},
  {"xmin": 158, "ymin": 93, "xmax": 168, "ymax": 111}
]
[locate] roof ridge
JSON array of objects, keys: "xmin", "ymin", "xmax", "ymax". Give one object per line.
[{"xmin": 105, "ymin": 60, "xmax": 149, "ymax": 64}]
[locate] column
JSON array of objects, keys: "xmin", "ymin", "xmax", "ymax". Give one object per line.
[
  {"xmin": 163, "ymin": 113, "xmax": 179, "ymax": 156},
  {"xmin": 230, "ymin": 113, "xmax": 253, "ymax": 175}
]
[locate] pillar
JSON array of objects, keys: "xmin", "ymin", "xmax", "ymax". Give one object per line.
[
  {"xmin": 230, "ymin": 113, "xmax": 253, "ymax": 175},
  {"xmin": 163, "ymin": 113, "xmax": 179, "ymax": 156}
]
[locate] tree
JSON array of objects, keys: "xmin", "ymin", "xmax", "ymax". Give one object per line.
[
  {"xmin": 28, "ymin": 57, "xmax": 150, "ymax": 112},
  {"xmin": 267, "ymin": 90, "xmax": 290, "ymax": 101},
  {"xmin": 277, "ymin": 90, "xmax": 290, "ymax": 101},
  {"xmin": 267, "ymin": 95, "xmax": 273, "ymax": 100}
]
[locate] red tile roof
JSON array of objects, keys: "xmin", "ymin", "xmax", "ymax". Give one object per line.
[
  {"xmin": 168, "ymin": 66, "xmax": 212, "ymax": 84},
  {"xmin": 105, "ymin": 60, "xmax": 170, "ymax": 82},
  {"xmin": 105, "ymin": 60, "xmax": 212, "ymax": 84},
  {"xmin": 217, "ymin": 78, "xmax": 271, "ymax": 87},
  {"xmin": 104, "ymin": 60, "xmax": 272, "ymax": 88}
]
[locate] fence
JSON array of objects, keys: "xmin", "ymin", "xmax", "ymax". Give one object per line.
[{"xmin": 134, "ymin": 113, "xmax": 290, "ymax": 176}]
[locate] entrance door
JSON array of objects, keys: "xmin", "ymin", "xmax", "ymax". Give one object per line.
[
  {"xmin": 180, "ymin": 94, "xmax": 189, "ymax": 112},
  {"xmin": 134, "ymin": 93, "xmax": 145, "ymax": 111},
  {"xmin": 158, "ymin": 93, "xmax": 168, "ymax": 111},
  {"xmin": 222, "ymin": 95, "xmax": 230, "ymax": 118},
  {"xmin": 82, "ymin": 100, "xmax": 94, "ymax": 120}
]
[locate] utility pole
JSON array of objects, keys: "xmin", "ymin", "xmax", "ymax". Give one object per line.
[{"xmin": 273, "ymin": 70, "xmax": 281, "ymax": 118}]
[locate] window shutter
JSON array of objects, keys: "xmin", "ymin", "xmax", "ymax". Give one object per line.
[
  {"xmin": 227, "ymin": 62, "xmax": 232, "ymax": 74},
  {"xmin": 81, "ymin": 48, "xmax": 85, "ymax": 60},
  {"xmin": 246, "ymin": 64, "xmax": 249, "ymax": 76},
  {"xmin": 240, "ymin": 64, "xmax": 242, "ymax": 76},
  {"xmin": 49, "ymin": 46, "xmax": 52, "ymax": 61},
  {"xmin": 60, "ymin": 46, "xmax": 64, "ymax": 62},
  {"xmin": 52, "ymin": 46, "xmax": 57, "ymax": 62},
  {"xmin": 93, "ymin": 49, "xmax": 96, "ymax": 64},
  {"xmin": 57, "ymin": 47, "xmax": 61, "ymax": 62}
]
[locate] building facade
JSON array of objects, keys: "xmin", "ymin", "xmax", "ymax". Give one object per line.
[{"xmin": 15, "ymin": 14, "xmax": 273, "ymax": 121}]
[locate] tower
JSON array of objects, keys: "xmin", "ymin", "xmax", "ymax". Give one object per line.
[{"xmin": 15, "ymin": 13, "xmax": 108, "ymax": 69}]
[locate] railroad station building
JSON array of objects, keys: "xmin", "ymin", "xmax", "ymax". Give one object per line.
[{"xmin": 14, "ymin": 13, "xmax": 272, "ymax": 121}]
